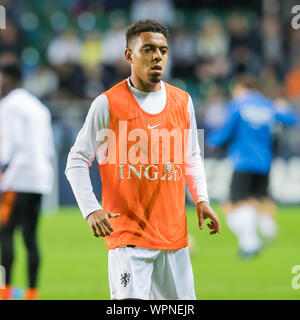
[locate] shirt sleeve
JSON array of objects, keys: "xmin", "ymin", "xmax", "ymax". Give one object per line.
[
  {"xmin": 65, "ymin": 94, "xmax": 110, "ymax": 219},
  {"xmin": 185, "ymin": 95, "xmax": 209, "ymax": 204}
]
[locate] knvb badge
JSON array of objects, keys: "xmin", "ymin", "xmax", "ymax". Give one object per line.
[
  {"xmin": 0, "ymin": 265, "xmax": 5, "ymax": 289},
  {"xmin": 0, "ymin": 5, "xmax": 6, "ymax": 29}
]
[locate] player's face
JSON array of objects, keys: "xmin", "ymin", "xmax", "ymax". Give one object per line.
[{"xmin": 126, "ymin": 32, "xmax": 168, "ymax": 88}]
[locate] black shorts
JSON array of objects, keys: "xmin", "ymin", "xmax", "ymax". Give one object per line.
[
  {"xmin": 0, "ymin": 192, "xmax": 42, "ymax": 230},
  {"xmin": 230, "ymin": 171, "xmax": 269, "ymax": 203}
]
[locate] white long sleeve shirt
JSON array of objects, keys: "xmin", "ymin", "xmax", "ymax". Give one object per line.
[
  {"xmin": 66, "ymin": 79, "xmax": 209, "ymax": 219},
  {"xmin": 0, "ymin": 88, "xmax": 55, "ymax": 194}
]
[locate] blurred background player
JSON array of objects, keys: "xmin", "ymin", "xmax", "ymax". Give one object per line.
[
  {"xmin": 206, "ymin": 73, "xmax": 298, "ymax": 259},
  {"xmin": 0, "ymin": 62, "xmax": 55, "ymax": 299}
]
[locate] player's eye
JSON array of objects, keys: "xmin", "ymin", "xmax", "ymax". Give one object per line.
[{"xmin": 143, "ymin": 47, "xmax": 153, "ymax": 53}]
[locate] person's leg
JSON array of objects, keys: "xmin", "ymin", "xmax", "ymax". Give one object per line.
[
  {"xmin": 0, "ymin": 191, "xmax": 20, "ymax": 300},
  {"xmin": 21, "ymin": 193, "xmax": 42, "ymax": 300},
  {"xmin": 226, "ymin": 171, "xmax": 261, "ymax": 257},
  {"xmin": 251, "ymin": 173, "xmax": 277, "ymax": 241},
  {"xmin": 257, "ymin": 197, "xmax": 277, "ymax": 241},
  {"xmin": 221, "ymin": 200, "xmax": 234, "ymax": 216},
  {"xmin": 108, "ymin": 246, "xmax": 159, "ymax": 300},
  {"xmin": 226, "ymin": 201, "xmax": 261, "ymax": 256},
  {"xmin": 150, "ymin": 247, "xmax": 196, "ymax": 300}
]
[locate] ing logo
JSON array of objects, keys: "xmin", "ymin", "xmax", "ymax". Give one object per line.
[
  {"xmin": 0, "ymin": 5, "xmax": 6, "ymax": 30},
  {"xmin": 119, "ymin": 163, "xmax": 183, "ymax": 181}
]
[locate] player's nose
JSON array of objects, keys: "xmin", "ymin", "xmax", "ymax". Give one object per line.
[{"xmin": 152, "ymin": 48, "xmax": 162, "ymax": 61}]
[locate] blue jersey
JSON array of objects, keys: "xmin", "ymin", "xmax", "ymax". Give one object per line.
[{"xmin": 206, "ymin": 91, "xmax": 298, "ymax": 174}]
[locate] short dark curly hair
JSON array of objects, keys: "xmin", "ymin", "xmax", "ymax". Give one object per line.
[{"xmin": 126, "ymin": 19, "xmax": 168, "ymax": 48}]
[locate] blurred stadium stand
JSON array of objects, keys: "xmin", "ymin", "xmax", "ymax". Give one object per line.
[{"xmin": 1, "ymin": 0, "xmax": 299, "ymax": 206}]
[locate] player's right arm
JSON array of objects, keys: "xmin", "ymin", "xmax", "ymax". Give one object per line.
[
  {"xmin": 86, "ymin": 210, "xmax": 120, "ymax": 237},
  {"xmin": 65, "ymin": 95, "xmax": 118, "ymax": 237}
]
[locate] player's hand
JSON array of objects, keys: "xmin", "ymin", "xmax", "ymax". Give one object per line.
[
  {"xmin": 87, "ymin": 210, "xmax": 120, "ymax": 238},
  {"xmin": 197, "ymin": 202, "xmax": 221, "ymax": 235}
]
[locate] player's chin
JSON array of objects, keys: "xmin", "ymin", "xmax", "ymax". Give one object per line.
[{"xmin": 148, "ymin": 75, "xmax": 162, "ymax": 84}]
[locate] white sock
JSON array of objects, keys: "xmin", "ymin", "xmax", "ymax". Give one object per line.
[
  {"xmin": 226, "ymin": 205, "xmax": 261, "ymax": 253},
  {"xmin": 258, "ymin": 213, "xmax": 277, "ymax": 240}
]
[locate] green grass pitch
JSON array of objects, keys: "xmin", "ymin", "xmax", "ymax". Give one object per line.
[{"xmin": 11, "ymin": 204, "xmax": 300, "ymax": 300}]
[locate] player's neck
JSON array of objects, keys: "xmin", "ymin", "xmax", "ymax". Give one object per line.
[{"xmin": 129, "ymin": 75, "xmax": 161, "ymax": 93}]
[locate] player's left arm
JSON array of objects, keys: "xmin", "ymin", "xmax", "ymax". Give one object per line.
[
  {"xmin": 197, "ymin": 201, "xmax": 221, "ymax": 235},
  {"xmin": 185, "ymin": 95, "xmax": 221, "ymax": 235}
]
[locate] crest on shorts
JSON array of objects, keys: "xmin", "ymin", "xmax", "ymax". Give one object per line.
[{"xmin": 120, "ymin": 272, "xmax": 131, "ymax": 287}]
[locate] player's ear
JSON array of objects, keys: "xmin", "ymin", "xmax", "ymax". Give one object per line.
[{"xmin": 125, "ymin": 48, "xmax": 133, "ymax": 63}]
